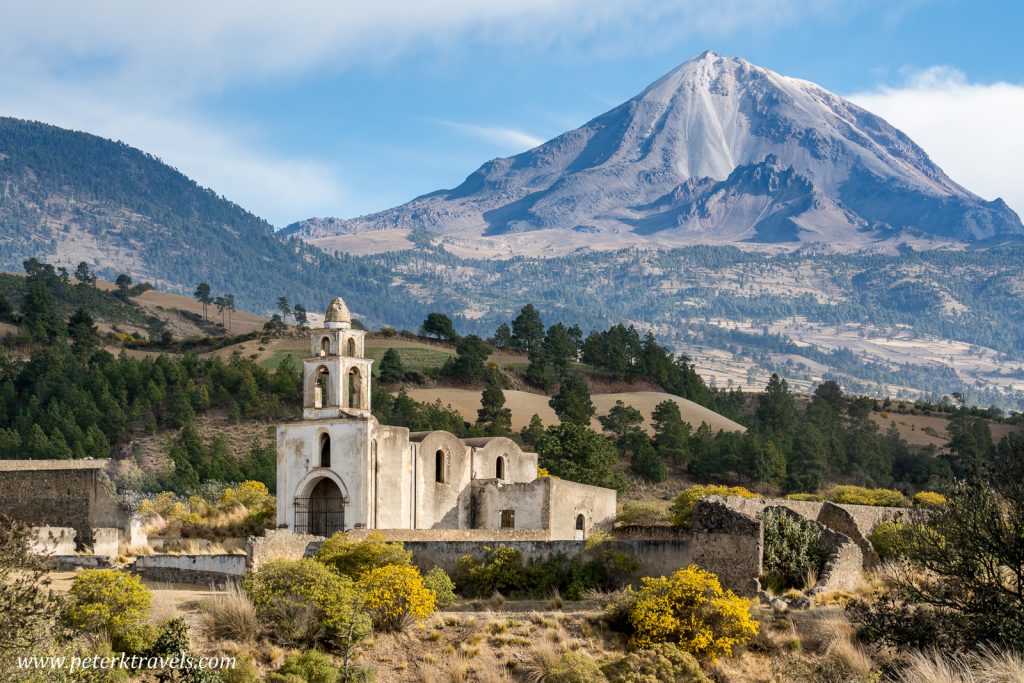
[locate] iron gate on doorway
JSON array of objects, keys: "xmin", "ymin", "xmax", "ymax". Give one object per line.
[{"xmin": 293, "ymin": 496, "xmax": 346, "ymax": 536}]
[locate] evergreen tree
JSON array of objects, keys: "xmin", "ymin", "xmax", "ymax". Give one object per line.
[
  {"xmin": 193, "ymin": 283, "xmax": 212, "ymax": 321},
  {"xmin": 786, "ymin": 422, "xmax": 828, "ymax": 492},
  {"xmin": 543, "ymin": 322, "xmax": 578, "ymax": 378},
  {"xmin": 535, "ymin": 422, "xmax": 626, "ymax": 490},
  {"xmin": 73, "ymin": 262, "xmax": 96, "ymax": 286},
  {"xmin": 598, "ymin": 400, "xmax": 644, "ymax": 445},
  {"xmin": 420, "ymin": 312, "xmax": 457, "ymax": 340},
  {"xmin": 524, "ymin": 346, "xmax": 554, "ymax": 391},
  {"xmin": 510, "ymin": 304, "xmax": 544, "ymax": 351},
  {"xmin": 651, "ymin": 400, "xmax": 691, "ymax": 464},
  {"xmin": 67, "ymin": 308, "xmax": 99, "ymax": 356},
  {"xmin": 476, "ymin": 373, "xmax": 512, "ymax": 436},
  {"xmin": 293, "ymin": 304, "xmax": 308, "ymax": 327},
  {"xmin": 628, "ymin": 431, "xmax": 667, "ymax": 482},
  {"xmin": 19, "ymin": 281, "xmax": 65, "ymax": 342},
  {"xmin": 441, "ymin": 335, "xmax": 492, "ymax": 383},
  {"xmin": 549, "ymin": 373, "xmax": 594, "ymax": 426},
  {"xmin": 277, "ymin": 296, "xmax": 291, "ymax": 325},
  {"xmin": 520, "ymin": 413, "xmax": 545, "ymax": 448},
  {"xmin": 377, "ymin": 348, "xmax": 405, "ymax": 384},
  {"xmin": 756, "ymin": 373, "xmax": 798, "ymax": 438},
  {"xmin": 491, "ymin": 323, "xmax": 513, "ymax": 348}
]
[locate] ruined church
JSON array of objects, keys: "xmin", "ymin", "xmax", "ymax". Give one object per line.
[{"xmin": 276, "ymin": 297, "xmax": 617, "ymax": 540}]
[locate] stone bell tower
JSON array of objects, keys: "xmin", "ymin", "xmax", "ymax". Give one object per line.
[{"xmin": 302, "ymin": 296, "xmax": 373, "ymax": 420}]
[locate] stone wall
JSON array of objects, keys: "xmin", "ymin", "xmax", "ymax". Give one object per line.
[
  {"xmin": 134, "ymin": 554, "xmax": 247, "ymax": 585},
  {"xmin": 0, "ymin": 460, "xmax": 127, "ymax": 548},
  {"xmin": 690, "ymin": 497, "xmax": 763, "ymax": 595},
  {"xmin": 30, "ymin": 527, "xmax": 77, "ymax": 555},
  {"xmin": 247, "ymin": 530, "xmax": 324, "ymax": 571}
]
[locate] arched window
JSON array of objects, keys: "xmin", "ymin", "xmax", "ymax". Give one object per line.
[
  {"xmin": 435, "ymin": 449, "xmax": 446, "ymax": 483},
  {"xmin": 314, "ymin": 366, "xmax": 329, "ymax": 408},
  {"xmin": 575, "ymin": 514, "xmax": 585, "ymax": 531},
  {"xmin": 348, "ymin": 368, "xmax": 362, "ymax": 409},
  {"xmin": 495, "ymin": 456, "xmax": 505, "ymax": 480},
  {"xmin": 320, "ymin": 337, "xmax": 330, "ymax": 357},
  {"xmin": 347, "ymin": 338, "xmax": 357, "ymax": 356},
  {"xmin": 319, "ymin": 433, "xmax": 331, "ymax": 468}
]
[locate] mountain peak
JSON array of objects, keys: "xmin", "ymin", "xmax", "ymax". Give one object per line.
[{"xmin": 286, "ymin": 52, "xmax": 1023, "ymax": 250}]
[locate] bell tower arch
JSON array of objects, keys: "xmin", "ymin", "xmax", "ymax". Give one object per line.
[{"xmin": 301, "ymin": 296, "xmax": 374, "ymax": 419}]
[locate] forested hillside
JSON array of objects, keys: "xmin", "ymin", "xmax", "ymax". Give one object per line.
[{"xmin": 0, "ymin": 117, "xmax": 412, "ymax": 324}]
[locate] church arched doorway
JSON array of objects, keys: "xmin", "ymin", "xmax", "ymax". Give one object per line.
[{"xmin": 295, "ymin": 477, "xmax": 346, "ymax": 536}]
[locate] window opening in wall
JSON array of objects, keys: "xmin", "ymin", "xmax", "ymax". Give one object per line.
[
  {"xmin": 320, "ymin": 433, "xmax": 331, "ymax": 467},
  {"xmin": 435, "ymin": 449, "xmax": 446, "ymax": 483},
  {"xmin": 501, "ymin": 509, "xmax": 515, "ymax": 529}
]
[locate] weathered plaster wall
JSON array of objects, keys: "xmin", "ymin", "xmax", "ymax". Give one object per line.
[
  {"xmin": 473, "ymin": 480, "xmax": 550, "ymax": 532},
  {"xmin": 248, "ymin": 530, "xmax": 322, "ymax": 571},
  {"xmin": 134, "ymin": 554, "xmax": 246, "ymax": 585},
  {"xmin": 547, "ymin": 478, "xmax": 617, "ymax": 540},
  {"xmin": 413, "ymin": 431, "xmax": 472, "ymax": 529}
]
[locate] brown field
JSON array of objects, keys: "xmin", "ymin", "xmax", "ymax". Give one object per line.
[
  {"xmin": 870, "ymin": 410, "xmax": 1023, "ymax": 448},
  {"xmin": 405, "ymin": 387, "xmax": 745, "ymax": 434}
]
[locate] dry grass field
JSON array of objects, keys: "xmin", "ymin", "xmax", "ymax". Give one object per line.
[{"xmin": 404, "ymin": 387, "xmax": 745, "ymax": 434}]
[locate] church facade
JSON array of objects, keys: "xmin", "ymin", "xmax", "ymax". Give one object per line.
[{"xmin": 275, "ymin": 297, "xmax": 617, "ymax": 540}]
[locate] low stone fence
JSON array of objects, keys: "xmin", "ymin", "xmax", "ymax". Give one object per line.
[
  {"xmin": 51, "ymin": 555, "xmax": 114, "ymax": 570},
  {"xmin": 133, "ymin": 554, "xmax": 246, "ymax": 585}
]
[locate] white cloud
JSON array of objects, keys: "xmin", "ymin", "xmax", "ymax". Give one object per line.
[
  {"xmin": 849, "ymin": 67, "xmax": 1024, "ymax": 219},
  {"xmin": 430, "ymin": 120, "xmax": 545, "ymax": 152},
  {"xmin": 0, "ymin": 0, "xmax": 850, "ymax": 223}
]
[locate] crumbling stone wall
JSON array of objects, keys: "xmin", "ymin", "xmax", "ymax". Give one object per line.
[
  {"xmin": 690, "ymin": 497, "xmax": 763, "ymax": 595},
  {"xmin": 0, "ymin": 460, "xmax": 127, "ymax": 548},
  {"xmin": 134, "ymin": 554, "xmax": 247, "ymax": 585}
]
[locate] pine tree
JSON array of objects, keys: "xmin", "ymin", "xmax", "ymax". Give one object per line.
[
  {"xmin": 651, "ymin": 400, "xmax": 691, "ymax": 464},
  {"xmin": 377, "ymin": 348, "xmax": 405, "ymax": 384},
  {"xmin": 520, "ymin": 413, "xmax": 545, "ymax": 448},
  {"xmin": 548, "ymin": 373, "xmax": 594, "ymax": 426},
  {"xmin": 476, "ymin": 374, "xmax": 512, "ymax": 436},
  {"xmin": 511, "ymin": 304, "xmax": 544, "ymax": 351}
]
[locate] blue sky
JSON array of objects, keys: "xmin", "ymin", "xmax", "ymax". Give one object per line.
[{"xmin": 1, "ymin": 1, "xmax": 1022, "ymax": 225}]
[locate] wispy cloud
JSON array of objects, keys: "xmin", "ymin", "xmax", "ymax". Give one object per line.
[
  {"xmin": 848, "ymin": 67, "xmax": 1024, "ymax": 219},
  {"xmin": 0, "ymin": 0, "xmax": 852, "ymax": 222},
  {"xmin": 430, "ymin": 120, "xmax": 545, "ymax": 152}
]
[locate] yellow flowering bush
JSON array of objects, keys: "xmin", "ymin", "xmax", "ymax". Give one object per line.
[
  {"xmin": 784, "ymin": 492, "xmax": 824, "ymax": 502},
  {"xmin": 220, "ymin": 480, "xmax": 276, "ymax": 523},
  {"xmin": 64, "ymin": 569, "xmax": 152, "ymax": 644},
  {"xmin": 867, "ymin": 520, "xmax": 911, "ymax": 561},
  {"xmin": 138, "ymin": 492, "xmax": 202, "ymax": 524},
  {"xmin": 627, "ymin": 565, "xmax": 758, "ymax": 660},
  {"xmin": 316, "ymin": 531, "xmax": 412, "ymax": 580},
  {"xmin": 824, "ymin": 485, "xmax": 909, "ymax": 507},
  {"xmin": 358, "ymin": 564, "xmax": 436, "ymax": 632},
  {"xmin": 670, "ymin": 485, "xmax": 761, "ymax": 528},
  {"xmin": 912, "ymin": 491, "xmax": 947, "ymax": 507},
  {"xmin": 244, "ymin": 558, "xmax": 370, "ymax": 647}
]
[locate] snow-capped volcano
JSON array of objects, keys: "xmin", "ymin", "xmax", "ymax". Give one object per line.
[{"xmin": 287, "ymin": 51, "xmax": 1022, "ymax": 249}]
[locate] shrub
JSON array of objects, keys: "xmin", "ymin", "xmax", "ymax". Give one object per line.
[
  {"xmin": 912, "ymin": 491, "xmax": 947, "ymax": 507},
  {"xmin": 219, "ymin": 480, "xmax": 276, "ymax": 524},
  {"xmin": 145, "ymin": 617, "xmax": 220, "ymax": 682},
  {"xmin": 455, "ymin": 545, "xmax": 527, "ymax": 597},
  {"xmin": 315, "ymin": 531, "xmax": 412, "ymax": 580},
  {"xmin": 616, "ymin": 501, "xmax": 672, "ymax": 526},
  {"xmin": 63, "ymin": 569, "xmax": 152, "ymax": 648},
  {"xmin": 244, "ymin": 559, "xmax": 370, "ymax": 647},
  {"xmin": 359, "ymin": 565, "xmax": 436, "ymax": 632},
  {"xmin": 670, "ymin": 485, "xmax": 761, "ymax": 528},
  {"xmin": 824, "ymin": 485, "xmax": 909, "ymax": 507},
  {"xmin": 547, "ymin": 651, "xmax": 608, "ymax": 683},
  {"xmin": 217, "ymin": 652, "xmax": 261, "ymax": 683},
  {"xmin": 761, "ymin": 508, "xmax": 827, "ymax": 592},
  {"xmin": 423, "ymin": 567, "xmax": 457, "ymax": 607},
  {"xmin": 784, "ymin": 493, "xmax": 824, "ymax": 502},
  {"xmin": 269, "ymin": 651, "xmax": 340, "ymax": 683},
  {"xmin": 201, "ymin": 582, "xmax": 260, "ymax": 643},
  {"xmin": 603, "ymin": 642, "xmax": 708, "ymax": 682},
  {"xmin": 627, "ymin": 566, "xmax": 758, "ymax": 660},
  {"xmin": 866, "ymin": 520, "xmax": 911, "ymax": 562}
]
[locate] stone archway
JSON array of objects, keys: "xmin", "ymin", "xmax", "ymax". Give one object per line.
[
  {"xmin": 295, "ymin": 477, "xmax": 346, "ymax": 536},
  {"xmin": 314, "ymin": 366, "xmax": 329, "ymax": 408}
]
